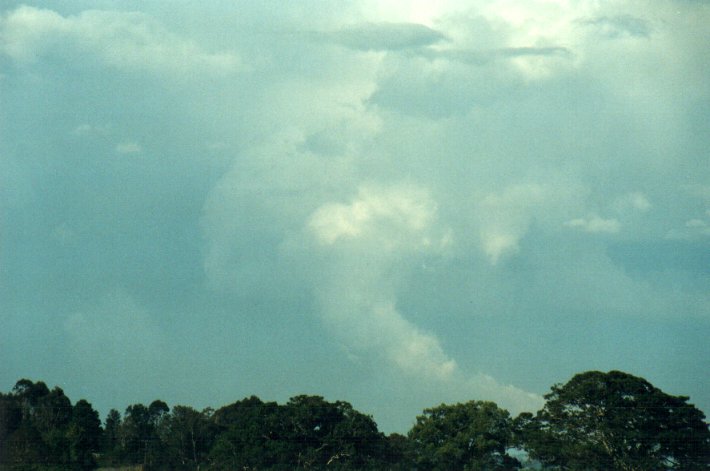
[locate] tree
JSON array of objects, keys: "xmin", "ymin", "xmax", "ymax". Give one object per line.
[
  {"xmin": 160, "ymin": 405, "xmax": 215, "ymax": 470},
  {"xmin": 520, "ymin": 370, "xmax": 710, "ymax": 470},
  {"xmin": 284, "ymin": 395, "xmax": 350, "ymax": 468},
  {"xmin": 383, "ymin": 433, "xmax": 416, "ymax": 470},
  {"xmin": 0, "ymin": 392, "xmax": 22, "ymax": 466},
  {"xmin": 100, "ymin": 408, "xmax": 123, "ymax": 466},
  {"xmin": 209, "ymin": 395, "xmax": 390, "ymax": 470},
  {"xmin": 408, "ymin": 400, "xmax": 520, "ymax": 470},
  {"xmin": 8, "ymin": 379, "xmax": 73, "ymax": 468},
  {"xmin": 68, "ymin": 399, "xmax": 102, "ymax": 470},
  {"xmin": 282, "ymin": 395, "xmax": 388, "ymax": 469},
  {"xmin": 149, "ymin": 400, "xmax": 170, "ymax": 427},
  {"xmin": 36, "ymin": 386, "xmax": 73, "ymax": 466},
  {"xmin": 209, "ymin": 395, "xmax": 286, "ymax": 470},
  {"xmin": 120, "ymin": 402, "xmax": 165, "ymax": 466},
  {"xmin": 13, "ymin": 379, "xmax": 50, "ymax": 407}
]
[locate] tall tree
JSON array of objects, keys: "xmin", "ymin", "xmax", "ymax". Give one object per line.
[
  {"xmin": 209, "ymin": 395, "xmax": 390, "ymax": 470},
  {"xmin": 408, "ymin": 401, "xmax": 520, "ymax": 470},
  {"xmin": 68, "ymin": 399, "xmax": 102, "ymax": 470},
  {"xmin": 282, "ymin": 395, "xmax": 388, "ymax": 469},
  {"xmin": 100, "ymin": 408, "xmax": 123, "ymax": 466},
  {"xmin": 0, "ymin": 392, "xmax": 22, "ymax": 466},
  {"xmin": 384, "ymin": 433, "xmax": 416, "ymax": 470},
  {"xmin": 120, "ymin": 403, "xmax": 156, "ymax": 465},
  {"xmin": 160, "ymin": 405, "xmax": 215, "ymax": 470},
  {"xmin": 520, "ymin": 370, "xmax": 710, "ymax": 470},
  {"xmin": 9, "ymin": 379, "xmax": 72, "ymax": 467},
  {"xmin": 36, "ymin": 387, "xmax": 73, "ymax": 465},
  {"xmin": 209, "ymin": 395, "xmax": 287, "ymax": 470}
]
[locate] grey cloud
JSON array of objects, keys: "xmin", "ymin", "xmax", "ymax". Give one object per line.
[
  {"xmin": 368, "ymin": 57, "xmax": 512, "ymax": 118},
  {"xmin": 0, "ymin": 5, "xmax": 240, "ymax": 74},
  {"xmin": 608, "ymin": 239, "xmax": 710, "ymax": 277},
  {"xmin": 325, "ymin": 22, "xmax": 446, "ymax": 51},
  {"xmin": 418, "ymin": 46, "xmax": 572, "ymax": 67},
  {"xmin": 368, "ymin": 44, "xmax": 573, "ymax": 118},
  {"xmin": 581, "ymin": 15, "xmax": 651, "ymax": 39},
  {"xmin": 499, "ymin": 46, "xmax": 572, "ymax": 58}
]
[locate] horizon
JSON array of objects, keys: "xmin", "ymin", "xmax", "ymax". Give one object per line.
[{"xmin": 3, "ymin": 367, "xmax": 708, "ymax": 435}]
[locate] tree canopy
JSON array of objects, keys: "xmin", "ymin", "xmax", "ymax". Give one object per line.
[
  {"xmin": 1, "ymin": 380, "xmax": 99, "ymax": 470},
  {"xmin": 1, "ymin": 371, "xmax": 708, "ymax": 470},
  {"xmin": 408, "ymin": 400, "xmax": 521, "ymax": 470},
  {"xmin": 518, "ymin": 370, "xmax": 710, "ymax": 470}
]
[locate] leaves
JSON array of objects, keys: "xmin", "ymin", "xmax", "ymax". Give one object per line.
[
  {"xmin": 408, "ymin": 401, "xmax": 520, "ymax": 470},
  {"xmin": 2, "ymin": 373, "xmax": 708, "ymax": 470},
  {"xmin": 521, "ymin": 370, "xmax": 710, "ymax": 470}
]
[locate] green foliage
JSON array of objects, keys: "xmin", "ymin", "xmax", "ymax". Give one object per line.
[
  {"xmin": 519, "ymin": 370, "xmax": 710, "ymax": 470},
  {"xmin": 383, "ymin": 433, "xmax": 416, "ymax": 470},
  {"xmin": 158, "ymin": 405, "xmax": 216, "ymax": 470},
  {"xmin": 99, "ymin": 409, "xmax": 122, "ymax": 466},
  {"xmin": 209, "ymin": 395, "xmax": 284, "ymax": 469},
  {"xmin": 1, "ymin": 379, "xmax": 102, "ymax": 471},
  {"xmin": 68, "ymin": 400, "xmax": 102, "ymax": 470},
  {"xmin": 111, "ymin": 401, "xmax": 174, "ymax": 468},
  {"xmin": 209, "ymin": 394, "xmax": 391, "ymax": 470},
  {"xmin": 2, "ymin": 372, "xmax": 708, "ymax": 470},
  {"xmin": 0, "ymin": 393, "xmax": 22, "ymax": 458},
  {"xmin": 408, "ymin": 400, "xmax": 520, "ymax": 470}
]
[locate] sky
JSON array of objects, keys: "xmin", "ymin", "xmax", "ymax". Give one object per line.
[{"xmin": 1, "ymin": 0, "xmax": 709, "ymax": 433}]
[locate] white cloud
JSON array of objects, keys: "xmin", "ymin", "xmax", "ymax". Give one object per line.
[
  {"xmin": 72, "ymin": 124, "xmax": 93, "ymax": 136},
  {"xmin": 308, "ymin": 184, "xmax": 456, "ymax": 381},
  {"xmin": 71, "ymin": 123, "xmax": 111, "ymax": 137},
  {"xmin": 479, "ymin": 231, "xmax": 521, "ymax": 264},
  {"xmin": 115, "ymin": 142, "xmax": 142, "ymax": 154},
  {"xmin": 0, "ymin": 5, "xmax": 240, "ymax": 74},
  {"xmin": 308, "ymin": 183, "xmax": 442, "ymax": 249},
  {"xmin": 361, "ymin": 301, "xmax": 457, "ymax": 381},
  {"xmin": 306, "ymin": 183, "xmax": 541, "ymax": 413},
  {"xmin": 0, "ymin": 5, "xmax": 65, "ymax": 61},
  {"xmin": 52, "ymin": 222, "xmax": 75, "ymax": 245},
  {"xmin": 475, "ymin": 184, "xmax": 548, "ymax": 264},
  {"xmin": 1, "ymin": 0, "xmax": 709, "ymax": 433},
  {"xmin": 469, "ymin": 0, "xmax": 592, "ymax": 79},
  {"xmin": 629, "ymin": 192, "xmax": 651, "ymax": 212},
  {"xmin": 683, "ymin": 218, "xmax": 710, "ymax": 237},
  {"xmin": 565, "ymin": 215, "xmax": 621, "ymax": 234},
  {"xmin": 614, "ymin": 192, "xmax": 652, "ymax": 213}
]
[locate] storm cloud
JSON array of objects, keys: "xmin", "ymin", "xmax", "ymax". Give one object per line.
[{"xmin": 2, "ymin": 0, "xmax": 709, "ymax": 432}]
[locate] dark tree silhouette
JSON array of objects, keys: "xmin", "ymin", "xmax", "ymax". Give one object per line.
[
  {"xmin": 408, "ymin": 400, "xmax": 520, "ymax": 470},
  {"xmin": 519, "ymin": 370, "xmax": 710, "ymax": 470}
]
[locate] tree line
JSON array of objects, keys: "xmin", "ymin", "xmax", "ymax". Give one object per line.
[{"xmin": 1, "ymin": 370, "xmax": 708, "ymax": 470}]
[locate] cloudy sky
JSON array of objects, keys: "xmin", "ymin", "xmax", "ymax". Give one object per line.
[{"xmin": 1, "ymin": 0, "xmax": 709, "ymax": 433}]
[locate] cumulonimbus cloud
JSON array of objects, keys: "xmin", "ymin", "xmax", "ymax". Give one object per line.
[
  {"xmin": 307, "ymin": 183, "xmax": 542, "ymax": 413},
  {"xmin": 308, "ymin": 184, "xmax": 454, "ymax": 380}
]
